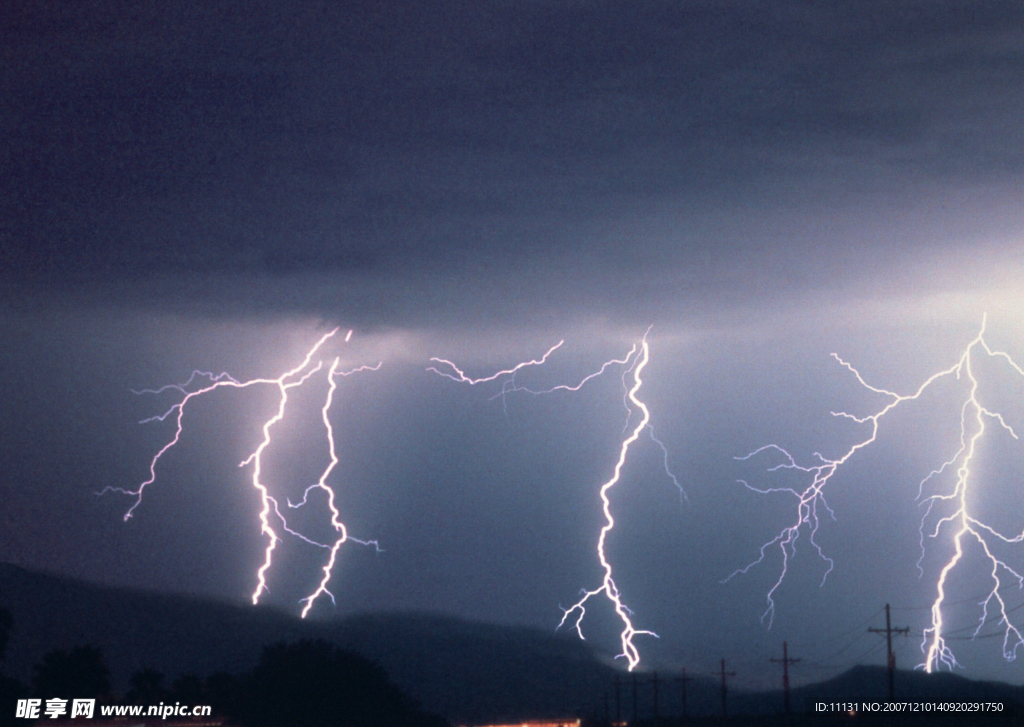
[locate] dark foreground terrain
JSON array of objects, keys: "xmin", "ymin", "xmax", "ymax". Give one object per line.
[{"xmin": 2, "ymin": 564, "xmax": 1024, "ymax": 726}]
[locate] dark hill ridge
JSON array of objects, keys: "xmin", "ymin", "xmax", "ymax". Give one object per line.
[
  {"xmin": 0, "ymin": 563, "xmax": 309, "ymax": 687},
  {"xmin": 3, "ymin": 563, "xmax": 1024, "ymax": 723},
  {"xmin": 329, "ymin": 612, "xmax": 620, "ymax": 723},
  {"xmin": 720, "ymin": 664, "xmax": 1024, "ymax": 719},
  {"xmin": 792, "ymin": 663, "xmax": 1024, "ymax": 713},
  {"xmin": 0, "ymin": 563, "xmax": 628, "ymax": 722}
]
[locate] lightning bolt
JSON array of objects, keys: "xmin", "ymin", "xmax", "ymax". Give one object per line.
[
  {"xmin": 100, "ymin": 328, "xmax": 382, "ymax": 615},
  {"xmin": 427, "ymin": 341, "xmax": 564, "ymax": 385},
  {"xmin": 728, "ymin": 315, "xmax": 1024, "ymax": 672},
  {"xmin": 297, "ymin": 357, "xmax": 383, "ymax": 618},
  {"xmin": 557, "ymin": 337, "xmax": 658, "ymax": 671},
  {"xmin": 430, "ymin": 330, "xmax": 680, "ymax": 669}
]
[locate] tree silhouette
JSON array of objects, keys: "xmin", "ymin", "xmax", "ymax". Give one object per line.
[
  {"xmin": 0, "ymin": 677, "xmax": 28, "ymax": 727},
  {"xmin": 0, "ymin": 606, "xmax": 26, "ymax": 727},
  {"xmin": 234, "ymin": 640, "xmax": 447, "ymax": 727},
  {"xmin": 170, "ymin": 673, "xmax": 205, "ymax": 705},
  {"xmin": 205, "ymin": 671, "xmax": 241, "ymax": 718},
  {"xmin": 31, "ymin": 646, "xmax": 110, "ymax": 700},
  {"xmin": 124, "ymin": 668, "xmax": 168, "ymax": 704}
]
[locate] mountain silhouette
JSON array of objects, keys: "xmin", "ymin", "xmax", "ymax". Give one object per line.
[{"xmin": 4, "ymin": 563, "xmax": 1024, "ymax": 724}]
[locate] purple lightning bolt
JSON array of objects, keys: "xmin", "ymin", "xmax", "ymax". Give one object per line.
[
  {"xmin": 101, "ymin": 329, "xmax": 382, "ymax": 615},
  {"xmin": 728, "ymin": 315, "xmax": 1024, "ymax": 672},
  {"xmin": 430, "ymin": 330, "xmax": 681, "ymax": 669}
]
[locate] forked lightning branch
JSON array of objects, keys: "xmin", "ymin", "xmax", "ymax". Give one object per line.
[
  {"xmin": 430, "ymin": 329, "xmax": 683, "ymax": 671},
  {"xmin": 727, "ymin": 315, "xmax": 1024, "ymax": 672},
  {"xmin": 110, "ymin": 327, "xmax": 682, "ymax": 669},
  {"xmin": 104, "ymin": 317, "xmax": 1024, "ymax": 675},
  {"xmin": 99, "ymin": 328, "xmax": 381, "ymax": 617}
]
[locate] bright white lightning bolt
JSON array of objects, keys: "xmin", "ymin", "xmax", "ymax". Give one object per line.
[
  {"xmin": 100, "ymin": 329, "xmax": 381, "ymax": 616},
  {"xmin": 296, "ymin": 358, "xmax": 383, "ymax": 618},
  {"xmin": 557, "ymin": 338, "xmax": 658, "ymax": 671},
  {"xmin": 728, "ymin": 315, "xmax": 1024, "ymax": 672},
  {"xmin": 429, "ymin": 331, "xmax": 681, "ymax": 670}
]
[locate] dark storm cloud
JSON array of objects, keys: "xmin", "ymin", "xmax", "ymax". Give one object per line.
[{"xmin": 3, "ymin": 0, "xmax": 1023, "ymax": 321}]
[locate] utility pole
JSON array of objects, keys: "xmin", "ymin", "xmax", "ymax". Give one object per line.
[
  {"xmin": 614, "ymin": 674, "xmax": 621, "ymax": 725},
  {"xmin": 651, "ymin": 671, "xmax": 659, "ymax": 724},
  {"xmin": 632, "ymin": 672, "xmax": 638, "ymax": 723},
  {"xmin": 675, "ymin": 669, "xmax": 694, "ymax": 723},
  {"xmin": 715, "ymin": 659, "xmax": 736, "ymax": 721},
  {"xmin": 868, "ymin": 604, "xmax": 909, "ymax": 702},
  {"xmin": 770, "ymin": 641, "xmax": 800, "ymax": 715}
]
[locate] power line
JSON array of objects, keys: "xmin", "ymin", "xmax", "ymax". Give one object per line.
[{"xmin": 807, "ymin": 640, "xmax": 886, "ymax": 672}]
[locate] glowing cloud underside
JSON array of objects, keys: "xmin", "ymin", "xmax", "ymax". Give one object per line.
[
  {"xmin": 728, "ymin": 315, "xmax": 1024, "ymax": 672},
  {"xmin": 99, "ymin": 329, "xmax": 382, "ymax": 616},
  {"xmin": 430, "ymin": 331, "xmax": 681, "ymax": 670}
]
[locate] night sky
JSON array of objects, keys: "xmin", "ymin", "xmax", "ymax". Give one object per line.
[{"xmin": 4, "ymin": 0, "xmax": 1024, "ymax": 689}]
